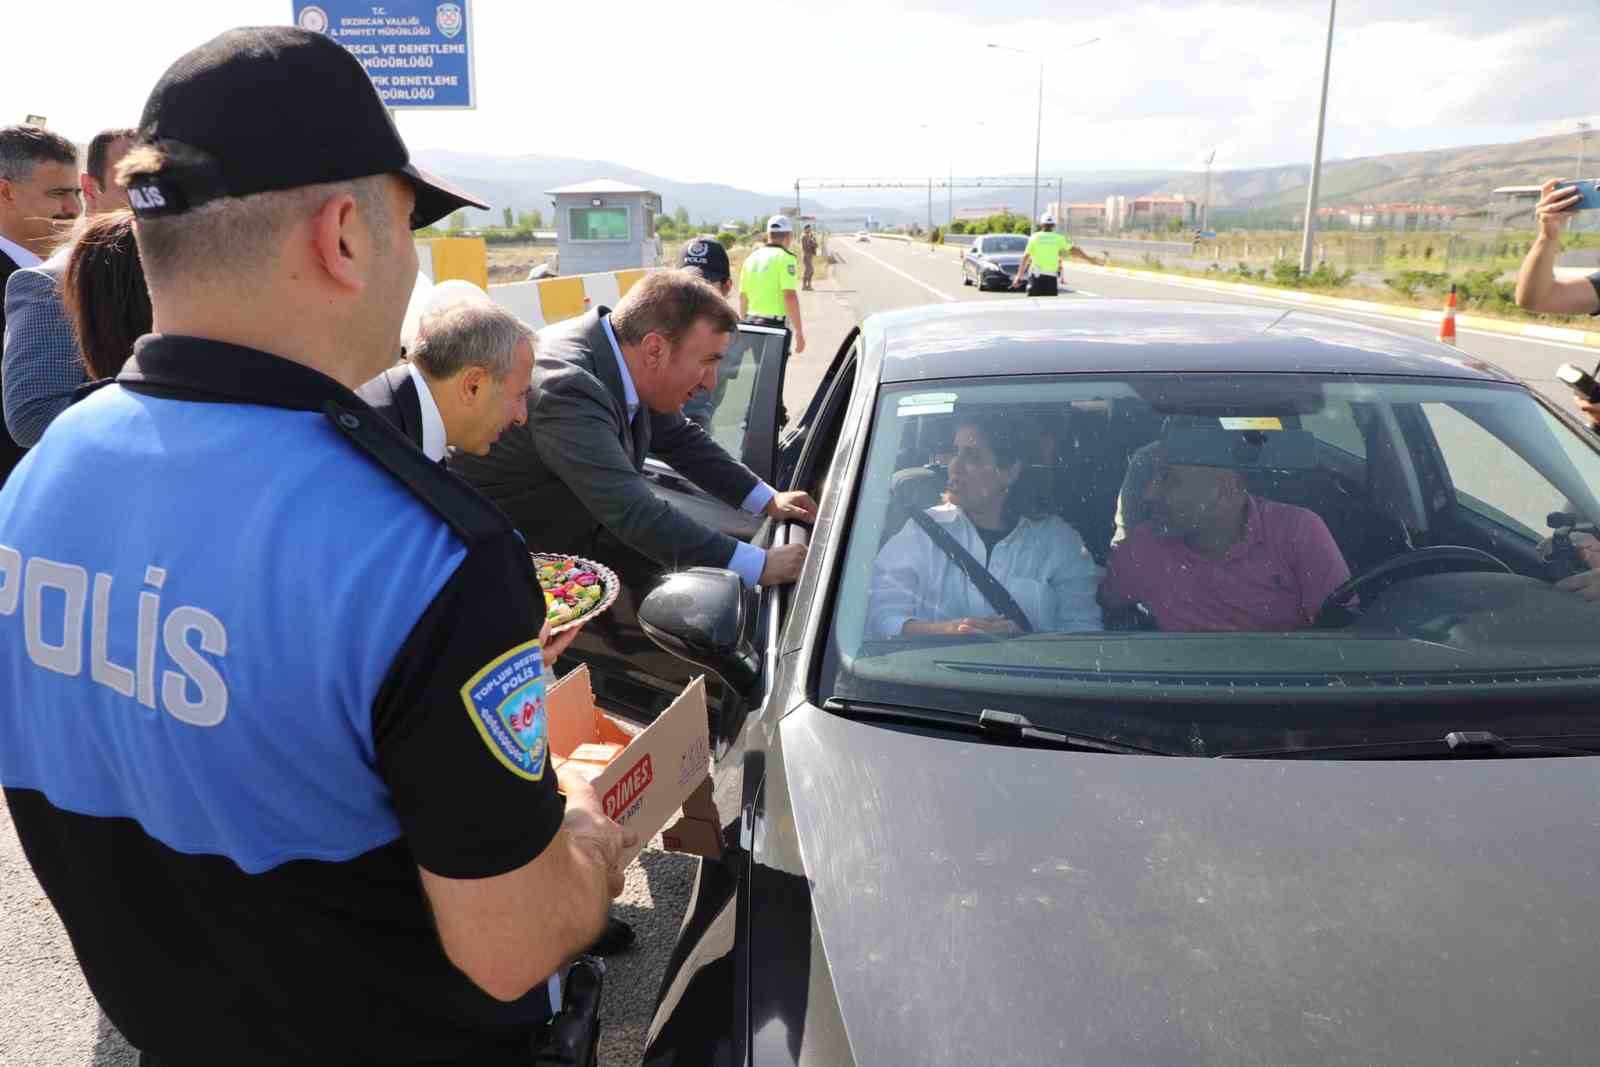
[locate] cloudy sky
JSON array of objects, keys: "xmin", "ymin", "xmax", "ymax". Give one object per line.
[{"xmin": 5, "ymin": 0, "xmax": 1594, "ymax": 193}]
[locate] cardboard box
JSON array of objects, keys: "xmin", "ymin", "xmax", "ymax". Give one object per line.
[
  {"xmin": 546, "ymin": 665, "xmax": 717, "ymax": 865},
  {"xmin": 660, "ymin": 777, "xmax": 722, "ymax": 860}
]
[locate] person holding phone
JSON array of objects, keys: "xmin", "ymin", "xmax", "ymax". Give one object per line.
[{"xmin": 1514, "ymin": 178, "xmax": 1600, "ymax": 317}]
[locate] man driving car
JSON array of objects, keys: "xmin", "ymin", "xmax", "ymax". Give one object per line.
[{"xmin": 1100, "ymin": 435, "xmax": 1351, "ymax": 631}]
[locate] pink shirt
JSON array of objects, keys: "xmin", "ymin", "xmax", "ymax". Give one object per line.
[{"xmin": 1102, "ymin": 496, "xmax": 1351, "ymax": 632}]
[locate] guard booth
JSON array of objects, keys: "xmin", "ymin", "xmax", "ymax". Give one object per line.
[{"xmin": 548, "ymin": 179, "xmax": 663, "ymax": 275}]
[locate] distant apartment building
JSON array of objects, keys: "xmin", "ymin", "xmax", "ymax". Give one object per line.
[
  {"xmin": 955, "ymin": 205, "xmax": 1010, "ymax": 222},
  {"xmin": 1312, "ymin": 202, "xmax": 1464, "ymax": 231},
  {"xmin": 1105, "ymin": 195, "xmax": 1128, "ymax": 230},
  {"xmin": 1046, "ymin": 201, "xmax": 1107, "ymax": 230},
  {"xmin": 1102, "ymin": 194, "xmax": 1195, "ymax": 230},
  {"xmin": 1129, "ymin": 195, "xmax": 1197, "ymax": 228}
]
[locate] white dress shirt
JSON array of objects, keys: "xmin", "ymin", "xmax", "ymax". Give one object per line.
[
  {"xmin": 406, "ymin": 361, "xmax": 448, "ymax": 462},
  {"xmin": 0, "ymin": 234, "xmax": 42, "ymax": 269}
]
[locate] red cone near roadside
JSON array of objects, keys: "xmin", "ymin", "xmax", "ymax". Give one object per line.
[{"xmin": 1438, "ymin": 284, "xmax": 1458, "ymax": 346}]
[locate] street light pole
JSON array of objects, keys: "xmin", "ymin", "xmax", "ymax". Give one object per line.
[
  {"xmin": 1299, "ymin": 0, "xmax": 1337, "ymax": 274},
  {"xmin": 1203, "ymin": 149, "xmax": 1215, "ymax": 232},
  {"xmin": 989, "ymin": 39, "xmax": 1098, "ymax": 226},
  {"xmin": 1031, "ymin": 56, "xmax": 1044, "ymax": 224}
]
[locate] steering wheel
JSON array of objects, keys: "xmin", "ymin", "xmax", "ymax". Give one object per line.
[{"xmin": 1313, "ymin": 546, "xmax": 1513, "ymax": 629}]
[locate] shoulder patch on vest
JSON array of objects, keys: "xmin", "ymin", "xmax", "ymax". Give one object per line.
[
  {"xmin": 460, "ymin": 639, "xmax": 548, "ymax": 781},
  {"xmin": 323, "ymin": 399, "xmax": 512, "ymax": 547}
]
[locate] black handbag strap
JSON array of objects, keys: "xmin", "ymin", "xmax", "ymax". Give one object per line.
[{"xmin": 902, "ymin": 505, "xmax": 1033, "ymax": 633}]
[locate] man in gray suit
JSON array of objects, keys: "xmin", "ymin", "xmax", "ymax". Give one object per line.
[
  {"xmin": 3, "ymin": 128, "xmax": 136, "ymax": 448},
  {"xmin": 452, "ymin": 269, "xmax": 815, "ymax": 588}
]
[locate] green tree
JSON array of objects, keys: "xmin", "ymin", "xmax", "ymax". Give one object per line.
[
  {"xmin": 448, "ymin": 210, "xmax": 466, "ymax": 233},
  {"xmin": 529, "ymin": 209, "xmax": 544, "ymax": 230},
  {"xmin": 673, "ymin": 205, "xmax": 690, "ymax": 226},
  {"xmin": 502, "ymin": 206, "xmax": 514, "ymax": 229},
  {"xmin": 715, "ymin": 232, "xmax": 737, "ymax": 250}
]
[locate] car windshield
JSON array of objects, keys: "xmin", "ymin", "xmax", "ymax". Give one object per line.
[
  {"xmin": 980, "ymin": 236, "xmax": 1028, "ymax": 253},
  {"xmin": 822, "ymin": 372, "xmax": 1600, "ymax": 755}
]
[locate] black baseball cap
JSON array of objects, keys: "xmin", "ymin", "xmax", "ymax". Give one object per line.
[
  {"xmin": 679, "ymin": 235, "xmax": 731, "ymax": 284},
  {"xmin": 127, "ymin": 26, "xmax": 486, "ymax": 230}
]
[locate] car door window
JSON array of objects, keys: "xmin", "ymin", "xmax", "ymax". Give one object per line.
[
  {"xmin": 676, "ymin": 323, "xmax": 789, "ymax": 479},
  {"xmin": 1420, "ymin": 401, "xmax": 1566, "ymax": 537}
]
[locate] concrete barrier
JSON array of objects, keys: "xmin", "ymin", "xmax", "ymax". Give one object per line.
[
  {"xmin": 411, "ymin": 233, "xmax": 659, "ymax": 330},
  {"xmin": 487, "ymin": 268, "xmax": 660, "ymax": 329},
  {"xmin": 418, "ymin": 237, "xmax": 489, "ymax": 289}
]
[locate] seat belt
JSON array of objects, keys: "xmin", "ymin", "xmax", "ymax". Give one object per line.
[{"xmin": 901, "ymin": 505, "xmax": 1034, "ymax": 634}]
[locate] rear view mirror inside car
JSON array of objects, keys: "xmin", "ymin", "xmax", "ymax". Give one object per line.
[
  {"xmin": 1135, "ymin": 374, "xmax": 1327, "ymax": 415},
  {"xmin": 1160, "ymin": 427, "xmax": 1319, "ymax": 470}
]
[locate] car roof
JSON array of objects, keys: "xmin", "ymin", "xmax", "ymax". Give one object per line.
[{"xmin": 866, "ymin": 299, "xmax": 1521, "ymax": 385}]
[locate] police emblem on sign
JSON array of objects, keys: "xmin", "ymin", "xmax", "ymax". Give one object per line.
[
  {"xmin": 436, "ymin": 3, "xmax": 464, "ymax": 38},
  {"xmin": 297, "ymin": 5, "xmax": 330, "ymax": 33},
  {"xmin": 460, "ymin": 640, "xmax": 548, "ymax": 780}
]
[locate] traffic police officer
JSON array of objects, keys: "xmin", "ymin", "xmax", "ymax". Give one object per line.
[
  {"xmin": 0, "ymin": 27, "xmax": 632, "ymax": 1066},
  {"xmin": 739, "ymin": 214, "xmax": 807, "ymax": 353},
  {"xmin": 1013, "ymin": 210, "xmax": 1108, "ymax": 296}
]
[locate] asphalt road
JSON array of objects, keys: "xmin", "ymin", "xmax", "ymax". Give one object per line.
[{"xmin": 831, "ymin": 236, "xmax": 1598, "ymax": 410}]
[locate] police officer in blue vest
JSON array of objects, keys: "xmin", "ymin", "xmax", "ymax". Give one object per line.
[{"xmin": 0, "ymin": 27, "xmax": 633, "ymax": 1067}]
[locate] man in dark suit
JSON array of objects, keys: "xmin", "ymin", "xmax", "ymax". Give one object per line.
[
  {"xmin": 358, "ymin": 298, "xmax": 533, "ymax": 463},
  {"xmin": 0, "ymin": 123, "xmax": 81, "ymax": 483},
  {"xmin": 451, "ymin": 269, "xmax": 816, "ymax": 589}
]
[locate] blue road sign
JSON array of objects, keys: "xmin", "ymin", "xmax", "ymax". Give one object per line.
[{"xmin": 292, "ymin": 1, "xmax": 475, "ymax": 109}]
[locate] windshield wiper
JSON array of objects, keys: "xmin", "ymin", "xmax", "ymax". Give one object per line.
[
  {"xmin": 822, "ymin": 698, "xmax": 1165, "ymax": 755},
  {"xmin": 1217, "ymin": 730, "xmax": 1600, "ymax": 760}
]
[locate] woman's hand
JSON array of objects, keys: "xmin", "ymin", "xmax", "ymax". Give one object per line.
[{"xmin": 902, "ymin": 616, "xmax": 1021, "ymax": 636}]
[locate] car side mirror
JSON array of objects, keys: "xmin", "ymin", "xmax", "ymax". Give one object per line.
[{"xmin": 639, "ymin": 567, "xmax": 760, "ymax": 697}]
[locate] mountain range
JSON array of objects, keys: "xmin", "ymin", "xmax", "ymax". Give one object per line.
[{"xmin": 415, "ymin": 128, "xmax": 1594, "ymax": 229}]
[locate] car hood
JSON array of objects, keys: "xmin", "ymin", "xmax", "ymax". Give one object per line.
[{"xmin": 773, "ymin": 704, "xmax": 1600, "ymax": 1066}]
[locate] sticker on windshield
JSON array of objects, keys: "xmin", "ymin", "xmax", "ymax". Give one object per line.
[
  {"xmin": 898, "ymin": 392, "xmax": 958, "ymax": 417},
  {"xmin": 1219, "ymin": 416, "xmax": 1283, "ymax": 430}
]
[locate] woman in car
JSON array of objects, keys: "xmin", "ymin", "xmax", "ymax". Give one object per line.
[{"xmin": 868, "ymin": 413, "xmax": 1103, "ymax": 638}]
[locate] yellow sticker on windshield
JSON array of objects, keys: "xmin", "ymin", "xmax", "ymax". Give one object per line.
[{"xmin": 1219, "ymin": 417, "xmax": 1283, "ymax": 431}]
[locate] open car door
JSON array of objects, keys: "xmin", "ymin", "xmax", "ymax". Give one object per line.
[{"xmin": 558, "ymin": 323, "xmax": 791, "ymax": 723}]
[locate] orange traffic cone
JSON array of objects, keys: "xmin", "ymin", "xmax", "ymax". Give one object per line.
[{"xmin": 1437, "ymin": 284, "xmax": 1457, "ymax": 346}]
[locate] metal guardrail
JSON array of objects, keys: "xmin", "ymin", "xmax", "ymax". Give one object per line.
[{"xmin": 1061, "ymin": 235, "xmax": 1195, "ymax": 255}]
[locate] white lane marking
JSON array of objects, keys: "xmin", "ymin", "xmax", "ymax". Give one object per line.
[
  {"xmin": 847, "ymin": 242, "xmax": 955, "ymax": 302},
  {"xmin": 1079, "ymin": 269, "xmax": 1600, "ymax": 355}
]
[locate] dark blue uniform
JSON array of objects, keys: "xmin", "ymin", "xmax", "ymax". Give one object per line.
[{"xmin": 0, "ymin": 336, "xmax": 565, "ymax": 1065}]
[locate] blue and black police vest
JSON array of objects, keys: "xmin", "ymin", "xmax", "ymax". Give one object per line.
[{"xmin": 0, "ymin": 384, "xmax": 466, "ymax": 872}]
